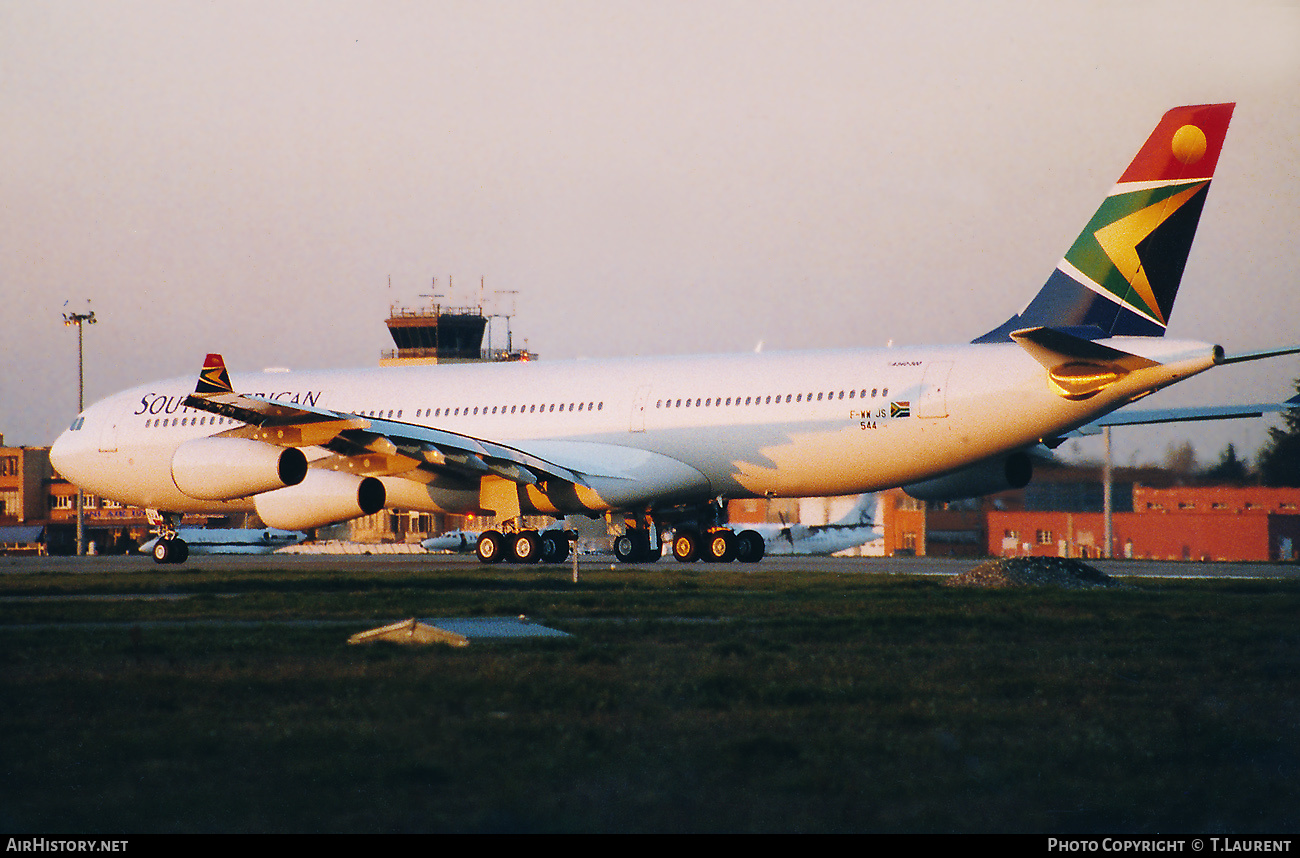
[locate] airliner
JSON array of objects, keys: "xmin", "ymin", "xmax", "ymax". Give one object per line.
[
  {"xmin": 420, "ymin": 530, "xmax": 475, "ymax": 553},
  {"xmin": 729, "ymin": 494, "xmax": 881, "ymax": 557},
  {"xmin": 138, "ymin": 527, "xmax": 306, "ymax": 559},
  {"xmin": 49, "ymin": 103, "xmax": 1300, "ymax": 565}
]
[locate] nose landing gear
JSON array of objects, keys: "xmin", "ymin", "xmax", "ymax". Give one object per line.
[{"xmin": 146, "ymin": 510, "xmax": 190, "ymax": 564}]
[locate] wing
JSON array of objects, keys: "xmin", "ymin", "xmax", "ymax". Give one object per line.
[{"xmin": 184, "ymin": 354, "xmax": 591, "ymax": 488}]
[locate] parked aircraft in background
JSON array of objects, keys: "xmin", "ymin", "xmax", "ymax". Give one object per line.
[
  {"xmin": 50, "ymin": 103, "xmax": 1300, "ymax": 565},
  {"xmin": 138, "ymin": 527, "xmax": 305, "ymax": 560},
  {"xmin": 757, "ymin": 494, "xmax": 882, "ymax": 556},
  {"xmin": 420, "ymin": 530, "xmax": 474, "ymax": 553}
]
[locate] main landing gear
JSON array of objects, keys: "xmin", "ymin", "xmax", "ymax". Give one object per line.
[
  {"xmin": 613, "ymin": 527, "xmax": 662, "ymax": 563},
  {"xmin": 615, "ymin": 503, "xmax": 765, "ymax": 565},
  {"xmin": 476, "ymin": 527, "xmax": 576, "ymax": 565},
  {"xmin": 666, "ymin": 527, "xmax": 765, "ymax": 564},
  {"xmin": 147, "ymin": 510, "xmax": 189, "ymax": 564}
]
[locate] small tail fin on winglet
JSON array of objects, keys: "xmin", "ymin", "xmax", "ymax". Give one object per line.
[
  {"xmin": 975, "ymin": 103, "xmax": 1235, "ymax": 343},
  {"xmin": 194, "ymin": 353, "xmax": 234, "ymax": 395}
]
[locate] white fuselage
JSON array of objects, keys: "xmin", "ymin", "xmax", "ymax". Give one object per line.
[{"xmin": 49, "ymin": 337, "xmax": 1221, "ymax": 516}]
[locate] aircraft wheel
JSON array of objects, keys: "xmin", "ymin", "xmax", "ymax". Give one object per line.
[
  {"xmin": 152, "ymin": 537, "xmax": 189, "ymax": 564},
  {"xmin": 540, "ymin": 531, "xmax": 569, "ymax": 563},
  {"xmin": 476, "ymin": 531, "xmax": 506, "ymax": 564},
  {"xmin": 509, "ymin": 530, "xmax": 542, "ymax": 564},
  {"xmin": 702, "ymin": 529, "xmax": 736, "ymax": 563},
  {"xmin": 672, "ymin": 529, "xmax": 700, "ymax": 563},
  {"xmin": 613, "ymin": 533, "xmax": 640, "ymax": 563},
  {"xmin": 735, "ymin": 530, "xmax": 765, "ymax": 563},
  {"xmin": 642, "ymin": 533, "xmax": 662, "ymax": 562}
]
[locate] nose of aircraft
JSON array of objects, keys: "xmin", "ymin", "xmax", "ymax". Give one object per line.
[{"xmin": 49, "ymin": 413, "xmax": 90, "ymax": 484}]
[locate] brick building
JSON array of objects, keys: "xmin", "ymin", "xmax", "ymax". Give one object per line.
[{"xmin": 988, "ymin": 485, "xmax": 1300, "ymax": 562}]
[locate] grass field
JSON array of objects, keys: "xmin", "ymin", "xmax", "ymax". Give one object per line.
[{"xmin": 2, "ymin": 561, "xmax": 1299, "ymax": 832}]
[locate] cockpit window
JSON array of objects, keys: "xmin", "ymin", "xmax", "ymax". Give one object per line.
[{"xmin": 69, "ymin": 417, "xmax": 85, "ymax": 431}]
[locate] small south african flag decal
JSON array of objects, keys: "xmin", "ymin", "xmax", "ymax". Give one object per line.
[{"xmin": 891, "ymin": 401, "xmax": 910, "ymax": 418}]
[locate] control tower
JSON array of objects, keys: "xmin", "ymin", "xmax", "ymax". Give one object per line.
[{"xmin": 380, "ymin": 285, "xmax": 536, "ymax": 366}]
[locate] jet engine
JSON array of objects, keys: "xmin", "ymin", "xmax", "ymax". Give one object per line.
[
  {"xmin": 253, "ymin": 469, "xmax": 386, "ymax": 530},
  {"xmin": 901, "ymin": 451, "xmax": 1033, "ymax": 502},
  {"xmin": 171, "ymin": 437, "xmax": 308, "ymax": 501}
]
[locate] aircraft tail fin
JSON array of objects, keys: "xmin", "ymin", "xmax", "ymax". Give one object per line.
[
  {"xmin": 832, "ymin": 493, "xmax": 878, "ymax": 527},
  {"xmin": 194, "ymin": 353, "xmax": 234, "ymax": 395},
  {"xmin": 975, "ymin": 103, "xmax": 1235, "ymax": 343}
]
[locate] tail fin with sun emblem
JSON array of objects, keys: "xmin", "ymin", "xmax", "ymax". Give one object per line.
[{"xmin": 974, "ymin": 103, "xmax": 1235, "ymax": 343}]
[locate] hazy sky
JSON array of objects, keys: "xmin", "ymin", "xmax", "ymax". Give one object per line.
[{"xmin": 3, "ymin": 1, "xmax": 1299, "ymax": 470}]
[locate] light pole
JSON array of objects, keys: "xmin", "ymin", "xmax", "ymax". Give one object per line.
[
  {"xmin": 63, "ymin": 302, "xmax": 96, "ymax": 556},
  {"xmin": 1103, "ymin": 426, "xmax": 1113, "ymax": 559}
]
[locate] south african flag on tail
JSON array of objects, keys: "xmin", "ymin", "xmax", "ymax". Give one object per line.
[
  {"xmin": 194, "ymin": 353, "xmax": 234, "ymax": 395},
  {"xmin": 975, "ymin": 103, "xmax": 1235, "ymax": 343}
]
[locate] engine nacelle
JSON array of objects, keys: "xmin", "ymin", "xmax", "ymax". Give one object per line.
[
  {"xmin": 254, "ymin": 469, "xmax": 386, "ymax": 530},
  {"xmin": 902, "ymin": 451, "xmax": 1033, "ymax": 502},
  {"xmin": 171, "ymin": 437, "xmax": 308, "ymax": 501}
]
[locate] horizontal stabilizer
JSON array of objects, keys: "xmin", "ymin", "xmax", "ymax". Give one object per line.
[
  {"xmin": 1074, "ymin": 393, "xmax": 1299, "ymax": 435},
  {"xmin": 1010, "ymin": 327, "xmax": 1159, "ymax": 400},
  {"xmin": 1216, "ymin": 344, "xmax": 1300, "ymax": 365}
]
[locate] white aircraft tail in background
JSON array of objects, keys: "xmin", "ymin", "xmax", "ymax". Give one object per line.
[{"xmin": 723, "ymin": 494, "xmax": 881, "ymax": 557}]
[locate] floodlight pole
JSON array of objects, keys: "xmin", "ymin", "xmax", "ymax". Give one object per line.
[
  {"xmin": 63, "ymin": 304, "xmax": 96, "ymax": 556},
  {"xmin": 1103, "ymin": 426, "xmax": 1113, "ymax": 559}
]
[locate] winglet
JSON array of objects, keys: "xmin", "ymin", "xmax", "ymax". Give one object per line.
[{"xmin": 194, "ymin": 353, "xmax": 234, "ymax": 395}]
